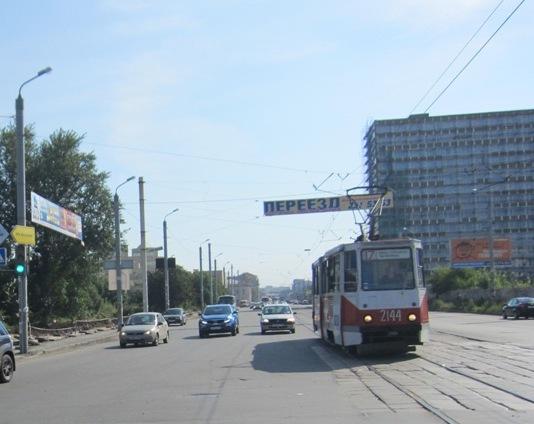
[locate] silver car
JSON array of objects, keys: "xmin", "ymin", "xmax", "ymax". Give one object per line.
[
  {"xmin": 119, "ymin": 312, "xmax": 169, "ymax": 348},
  {"xmin": 259, "ymin": 304, "xmax": 296, "ymax": 334},
  {"xmin": 1, "ymin": 320, "xmax": 15, "ymax": 383}
]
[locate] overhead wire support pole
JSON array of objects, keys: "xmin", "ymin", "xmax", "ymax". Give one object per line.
[
  {"xmin": 114, "ymin": 176, "xmax": 135, "ymax": 329},
  {"xmin": 139, "ymin": 177, "xmax": 148, "ymax": 312},
  {"xmin": 15, "ymin": 67, "xmax": 52, "ymax": 354},
  {"xmin": 208, "ymin": 242, "xmax": 213, "ymax": 304},
  {"xmin": 163, "ymin": 208, "xmax": 178, "ymax": 311}
]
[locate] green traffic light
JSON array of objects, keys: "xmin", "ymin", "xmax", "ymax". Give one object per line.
[{"xmin": 15, "ymin": 263, "xmax": 26, "ymax": 274}]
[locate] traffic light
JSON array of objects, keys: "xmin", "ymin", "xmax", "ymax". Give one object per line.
[{"xmin": 14, "ymin": 246, "xmax": 26, "ymax": 276}]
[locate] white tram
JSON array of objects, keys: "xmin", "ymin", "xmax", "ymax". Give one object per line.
[{"xmin": 312, "ymin": 238, "xmax": 429, "ymax": 353}]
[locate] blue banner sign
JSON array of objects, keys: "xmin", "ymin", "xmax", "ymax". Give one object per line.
[{"xmin": 264, "ymin": 192, "xmax": 393, "ymax": 216}]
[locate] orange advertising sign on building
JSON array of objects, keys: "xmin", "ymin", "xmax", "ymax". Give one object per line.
[{"xmin": 450, "ymin": 238, "xmax": 512, "ymax": 268}]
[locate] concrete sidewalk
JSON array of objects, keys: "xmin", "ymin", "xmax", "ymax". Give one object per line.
[{"xmin": 15, "ymin": 328, "xmax": 118, "ymax": 359}]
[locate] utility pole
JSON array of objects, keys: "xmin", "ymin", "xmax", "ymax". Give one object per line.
[
  {"xmin": 163, "ymin": 208, "xmax": 178, "ymax": 311},
  {"xmin": 114, "ymin": 176, "xmax": 135, "ymax": 329},
  {"xmin": 199, "ymin": 246, "xmax": 204, "ymax": 310},
  {"xmin": 15, "ymin": 67, "xmax": 52, "ymax": 353},
  {"xmin": 214, "ymin": 259, "xmax": 218, "ymax": 300},
  {"xmin": 139, "ymin": 177, "xmax": 148, "ymax": 312},
  {"xmin": 208, "ymin": 242, "xmax": 213, "ymax": 304}
]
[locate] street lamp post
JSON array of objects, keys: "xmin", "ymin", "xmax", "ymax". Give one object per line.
[
  {"xmin": 199, "ymin": 239, "xmax": 209, "ymax": 310},
  {"xmin": 15, "ymin": 67, "xmax": 52, "ymax": 354},
  {"xmin": 114, "ymin": 176, "xmax": 135, "ymax": 329},
  {"xmin": 214, "ymin": 253, "xmax": 223, "ymax": 299},
  {"xmin": 163, "ymin": 208, "xmax": 179, "ymax": 311},
  {"xmin": 208, "ymin": 242, "xmax": 213, "ymax": 304}
]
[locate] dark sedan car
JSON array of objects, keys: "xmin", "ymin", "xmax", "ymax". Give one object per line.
[
  {"xmin": 163, "ymin": 308, "xmax": 187, "ymax": 326},
  {"xmin": 1, "ymin": 320, "xmax": 15, "ymax": 383},
  {"xmin": 502, "ymin": 297, "xmax": 534, "ymax": 319}
]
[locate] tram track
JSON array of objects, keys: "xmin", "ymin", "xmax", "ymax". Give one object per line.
[{"xmin": 355, "ymin": 361, "xmax": 463, "ymax": 424}]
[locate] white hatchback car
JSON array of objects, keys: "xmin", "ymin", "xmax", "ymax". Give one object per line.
[
  {"xmin": 119, "ymin": 312, "xmax": 169, "ymax": 348},
  {"xmin": 259, "ymin": 304, "xmax": 296, "ymax": 334}
]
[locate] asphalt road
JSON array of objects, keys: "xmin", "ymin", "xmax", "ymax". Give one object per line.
[{"xmin": 1, "ymin": 308, "xmax": 533, "ymax": 424}]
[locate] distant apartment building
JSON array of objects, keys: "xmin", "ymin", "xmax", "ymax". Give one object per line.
[
  {"xmin": 291, "ymin": 279, "xmax": 311, "ymax": 301},
  {"xmin": 107, "ymin": 245, "xmax": 162, "ymax": 291},
  {"xmin": 364, "ymin": 109, "xmax": 534, "ymax": 277},
  {"xmin": 231, "ymin": 272, "xmax": 260, "ymax": 302}
]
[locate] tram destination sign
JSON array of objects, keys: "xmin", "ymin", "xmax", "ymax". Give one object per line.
[{"xmin": 264, "ymin": 192, "xmax": 393, "ymax": 216}]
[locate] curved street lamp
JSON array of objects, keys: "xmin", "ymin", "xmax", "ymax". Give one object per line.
[
  {"xmin": 15, "ymin": 67, "xmax": 52, "ymax": 354},
  {"xmin": 114, "ymin": 176, "xmax": 135, "ymax": 328},
  {"xmin": 163, "ymin": 208, "xmax": 179, "ymax": 311}
]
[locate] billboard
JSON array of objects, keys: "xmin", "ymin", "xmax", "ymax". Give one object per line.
[
  {"xmin": 264, "ymin": 192, "xmax": 393, "ymax": 216},
  {"xmin": 31, "ymin": 192, "xmax": 83, "ymax": 242},
  {"xmin": 450, "ymin": 238, "xmax": 511, "ymax": 268}
]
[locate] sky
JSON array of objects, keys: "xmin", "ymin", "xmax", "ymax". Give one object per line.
[{"xmin": 1, "ymin": 0, "xmax": 533, "ymax": 286}]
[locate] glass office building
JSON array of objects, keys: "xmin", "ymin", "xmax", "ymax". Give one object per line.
[{"xmin": 364, "ymin": 109, "xmax": 534, "ymax": 277}]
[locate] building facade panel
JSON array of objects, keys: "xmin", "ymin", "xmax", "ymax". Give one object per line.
[{"xmin": 365, "ymin": 109, "xmax": 534, "ymax": 277}]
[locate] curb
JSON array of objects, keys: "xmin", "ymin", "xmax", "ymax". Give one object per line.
[{"xmin": 15, "ymin": 330, "xmax": 118, "ymax": 360}]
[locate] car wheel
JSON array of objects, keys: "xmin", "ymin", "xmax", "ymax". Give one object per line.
[
  {"xmin": 231, "ymin": 327, "xmax": 237, "ymax": 336},
  {"xmin": 261, "ymin": 329, "xmax": 266, "ymax": 335},
  {"xmin": 290, "ymin": 329, "xmax": 296, "ymax": 334},
  {"xmin": 514, "ymin": 311, "xmax": 520, "ymax": 320},
  {"xmin": 0, "ymin": 354, "xmax": 14, "ymax": 384},
  {"xmin": 152, "ymin": 334, "xmax": 159, "ymax": 346},
  {"xmin": 163, "ymin": 331, "xmax": 169, "ymax": 343},
  {"xmin": 120, "ymin": 342, "xmax": 127, "ymax": 348},
  {"xmin": 236, "ymin": 326, "xmax": 239, "ymax": 334},
  {"xmin": 502, "ymin": 312, "xmax": 507, "ymax": 319}
]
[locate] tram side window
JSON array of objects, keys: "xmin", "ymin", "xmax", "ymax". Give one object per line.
[
  {"xmin": 320, "ymin": 261, "xmax": 327, "ymax": 294},
  {"xmin": 312, "ymin": 266, "xmax": 319, "ymax": 295},
  {"xmin": 344, "ymin": 251, "xmax": 357, "ymax": 292},
  {"xmin": 327, "ymin": 255, "xmax": 340, "ymax": 292},
  {"xmin": 416, "ymin": 248, "xmax": 425, "ymax": 287}
]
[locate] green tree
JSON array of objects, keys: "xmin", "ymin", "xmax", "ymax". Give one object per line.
[{"xmin": 0, "ymin": 127, "xmax": 115, "ymax": 325}]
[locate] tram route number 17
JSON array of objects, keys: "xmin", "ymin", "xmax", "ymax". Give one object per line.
[{"xmin": 380, "ymin": 309, "xmax": 401, "ymax": 322}]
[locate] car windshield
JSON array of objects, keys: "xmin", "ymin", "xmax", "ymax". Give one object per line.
[
  {"xmin": 126, "ymin": 314, "xmax": 156, "ymax": 326},
  {"xmin": 263, "ymin": 305, "xmax": 291, "ymax": 315},
  {"xmin": 203, "ymin": 305, "xmax": 231, "ymax": 315},
  {"xmin": 164, "ymin": 308, "xmax": 183, "ymax": 314}
]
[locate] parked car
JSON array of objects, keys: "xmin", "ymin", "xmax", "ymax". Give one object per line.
[
  {"xmin": 0, "ymin": 320, "xmax": 15, "ymax": 383},
  {"xmin": 163, "ymin": 308, "xmax": 187, "ymax": 326},
  {"xmin": 119, "ymin": 312, "xmax": 169, "ymax": 348},
  {"xmin": 259, "ymin": 304, "xmax": 296, "ymax": 334},
  {"xmin": 199, "ymin": 304, "xmax": 239, "ymax": 338},
  {"xmin": 502, "ymin": 297, "xmax": 534, "ymax": 319}
]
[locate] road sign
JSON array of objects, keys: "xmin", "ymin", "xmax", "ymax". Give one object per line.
[
  {"xmin": 103, "ymin": 259, "xmax": 134, "ymax": 270},
  {"xmin": 0, "ymin": 224, "xmax": 8, "ymax": 244},
  {"xmin": 10, "ymin": 225, "xmax": 36, "ymax": 246},
  {"xmin": 0, "ymin": 247, "xmax": 7, "ymax": 267},
  {"xmin": 263, "ymin": 192, "xmax": 393, "ymax": 216}
]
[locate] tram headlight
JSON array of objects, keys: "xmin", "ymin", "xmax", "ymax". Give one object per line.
[
  {"xmin": 408, "ymin": 313, "xmax": 417, "ymax": 322},
  {"xmin": 363, "ymin": 314, "xmax": 373, "ymax": 323}
]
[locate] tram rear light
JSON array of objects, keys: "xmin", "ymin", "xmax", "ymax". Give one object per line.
[
  {"xmin": 408, "ymin": 313, "xmax": 417, "ymax": 322},
  {"xmin": 363, "ymin": 315, "xmax": 373, "ymax": 323}
]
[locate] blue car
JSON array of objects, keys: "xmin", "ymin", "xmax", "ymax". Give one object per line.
[{"xmin": 199, "ymin": 304, "xmax": 239, "ymax": 338}]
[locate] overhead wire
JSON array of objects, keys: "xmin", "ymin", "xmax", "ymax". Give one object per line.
[
  {"xmin": 85, "ymin": 141, "xmax": 342, "ymax": 175},
  {"xmin": 423, "ymin": 0, "xmax": 526, "ymax": 113},
  {"xmin": 410, "ymin": 0, "xmax": 505, "ymax": 114}
]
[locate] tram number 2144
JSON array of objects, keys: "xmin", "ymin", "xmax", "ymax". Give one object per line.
[{"xmin": 380, "ymin": 309, "xmax": 401, "ymax": 322}]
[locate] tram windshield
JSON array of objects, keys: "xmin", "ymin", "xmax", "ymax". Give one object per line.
[{"xmin": 361, "ymin": 248, "xmax": 415, "ymax": 291}]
